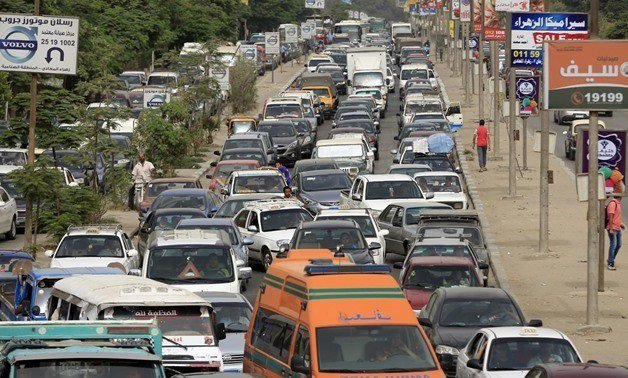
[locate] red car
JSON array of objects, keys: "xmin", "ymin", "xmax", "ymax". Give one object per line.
[
  {"xmin": 400, "ymin": 256, "xmax": 484, "ymax": 315},
  {"xmin": 206, "ymin": 159, "xmax": 260, "ymax": 191},
  {"xmin": 525, "ymin": 363, "xmax": 628, "ymax": 377}
]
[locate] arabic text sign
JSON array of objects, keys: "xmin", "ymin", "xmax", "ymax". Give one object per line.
[
  {"xmin": 264, "ymin": 32, "xmax": 280, "ymax": 55},
  {"xmin": 284, "ymin": 25, "xmax": 298, "ymax": 43},
  {"xmin": 511, "ymin": 12, "xmax": 588, "ymax": 68},
  {"xmin": 460, "ymin": 0, "xmax": 471, "ymax": 22},
  {"xmin": 515, "ymin": 76, "xmax": 540, "ymax": 116},
  {"xmin": 543, "ymin": 40, "xmax": 627, "ymax": 111},
  {"xmin": 496, "ymin": 0, "xmax": 529, "ymax": 12},
  {"xmin": 0, "ymin": 13, "xmax": 79, "ymax": 75},
  {"xmin": 580, "ymin": 130, "xmax": 627, "ymax": 185},
  {"xmin": 143, "ymin": 88, "xmax": 170, "ymax": 109},
  {"xmin": 304, "ymin": 0, "xmax": 325, "ymax": 9}
]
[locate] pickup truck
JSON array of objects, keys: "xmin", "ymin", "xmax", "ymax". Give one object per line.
[
  {"xmin": 0, "ymin": 320, "xmax": 166, "ymax": 377},
  {"xmin": 339, "ymin": 174, "xmax": 432, "ymax": 218},
  {"xmin": 0, "ymin": 267, "xmax": 124, "ymax": 321}
]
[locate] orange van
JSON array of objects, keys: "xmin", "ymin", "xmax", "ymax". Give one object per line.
[{"xmin": 243, "ymin": 249, "xmax": 445, "ymax": 377}]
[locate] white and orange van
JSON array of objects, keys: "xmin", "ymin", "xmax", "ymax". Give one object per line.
[{"xmin": 243, "ymin": 249, "xmax": 445, "ymax": 377}]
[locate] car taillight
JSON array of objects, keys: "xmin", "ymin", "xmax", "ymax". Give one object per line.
[{"xmin": 370, "ymin": 137, "xmax": 376, "ymax": 143}]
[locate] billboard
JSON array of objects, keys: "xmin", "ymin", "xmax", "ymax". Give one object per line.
[
  {"xmin": 300, "ymin": 22, "xmax": 314, "ymax": 39},
  {"xmin": 143, "ymin": 87, "xmax": 170, "ymax": 109},
  {"xmin": 0, "ymin": 14, "xmax": 79, "ymax": 75},
  {"xmin": 460, "ymin": 0, "xmax": 471, "ymax": 22},
  {"xmin": 451, "ymin": 0, "xmax": 460, "ymax": 19},
  {"xmin": 543, "ymin": 40, "xmax": 627, "ymax": 110},
  {"xmin": 496, "ymin": 0, "xmax": 529, "ymax": 12},
  {"xmin": 264, "ymin": 32, "xmax": 280, "ymax": 55},
  {"xmin": 511, "ymin": 12, "xmax": 588, "ymax": 67},
  {"xmin": 239, "ymin": 44, "xmax": 257, "ymax": 62},
  {"xmin": 484, "ymin": 0, "xmax": 506, "ymax": 40},
  {"xmin": 284, "ymin": 25, "xmax": 298, "ymax": 43},
  {"xmin": 304, "ymin": 0, "xmax": 325, "ymax": 9},
  {"xmin": 515, "ymin": 76, "xmax": 540, "ymax": 116},
  {"xmin": 579, "ymin": 130, "xmax": 627, "ymax": 194}
]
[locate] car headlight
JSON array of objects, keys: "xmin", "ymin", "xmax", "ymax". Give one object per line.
[
  {"xmin": 287, "ymin": 141, "xmax": 298, "ymax": 149},
  {"xmin": 435, "ymin": 345, "xmax": 459, "ymax": 356},
  {"xmin": 304, "ymin": 136, "xmax": 312, "ymax": 144},
  {"xmin": 453, "ymin": 202, "xmax": 463, "ymax": 209},
  {"xmin": 276, "ymin": 239, "xmax": 290, "ymax": 247}
]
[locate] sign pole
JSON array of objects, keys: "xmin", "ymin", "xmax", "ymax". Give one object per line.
[
  {"xmin": 539, "ymin": 107, "xmax": 550, "ymax": 252},
  {"xmin": 462, "ymin": 23, "xmax": 469, "ymax": 104},
  {"xmin": 522, "ymin": 116, "xmax": 528, "ymax": 170},
  {"xmin": 24, "ymin": 0, "xmax": 40, "ymax": 249},
  {"xmin": 507, "ymin": 13, "xmax": 516, "ymax": 196},
  {"xmin": 477, "ymin": 0, "xmax": 484, "ymax": 120},
  {"xmin": 492, "ymin": 41, "xmax": 500, "ymax": 156},
  {"xmin": 586, "ymin": 110, "xmax": 600, "ymax": 325}
]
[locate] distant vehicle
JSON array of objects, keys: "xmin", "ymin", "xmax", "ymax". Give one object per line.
[
  {"xmin": 0, "ymin": 185, "xmax": 17, "ymax": 240},
  {"xmin": 553, "ymin": 109, "xmax": 589, "ymax": 125},
  {"xmin": 218, "ymin": 147, "xmax": 269, "ymax": 167},
  {"xmin": 150, "ymin": 188, "xmax": 223, "ymax": 217},
  {"xmin": 387, "ymin": 163, "xmax": 432, "ymax": 176},
  {"xmin": 213, "ymin": 194, "xmax": 282, "ymax": 219},
  {"xmin": 563, "ymin": 119, "xmax": 606, "ymax": 160},
  {"xmin": 0, "ymin": 149, "xmax": 27, "ymax": 168},
  {"xmin": 292, "ymin": 158, "xmax": 339, "ymax": 177},
  {"xmin": 524, "ymin": 363, "xmax": 628, "ymax": 378},
  {"xmin": 207, "ymin": 160, "xmax": 261, "ymax": 192},
  {"xmin": 137, "ymin": 207, "xmax": 207, "ymax": 255},
  {"xmin": 291, "ymin": 169, "xmax": 352, "ymax": 213},
  {"xmin": 414, "ymin": 171, "xmax": 468, "ymax": 209},
  {"xmin": 119, "ymin": 70, "xmax": 147, "ymax": 88},
  {"xmin": 220, "ymin": 169, "xmax": 286, "ymax": 199},
  {"xmin": 138, "ymin": 177, "xmax": 203, "ymax": 215}
]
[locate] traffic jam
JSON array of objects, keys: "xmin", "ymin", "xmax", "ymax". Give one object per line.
[{"xmin": 0, "ymin": 13, "xmax": 625, "ymax": 378}]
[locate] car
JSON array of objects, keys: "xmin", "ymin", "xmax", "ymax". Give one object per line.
[
  {"xmin": 291, "ymin": 169, "xmax": 351, "ymax": 214},
  {"xmin": 219, "ymin": 133, "xmax": 276, "ymax": 165},
  {"xmin": 0, "ymin": 148, "xmax": 27, "ymax": 168},
  {"xmin": 138, "ymin": 177, "xmax": 203, "ymax": 215},
  {"xmin": 390, "ymin": 137, "xmax": 427, "ymax": 162},
  {"xmin": 397, "ymin": 152, "xmax": 458, "ymax": 173},
  {"xmin": 109, "ymin": 134, "xmax": 134, "ymax": 169},
  {"xmin": 0, "ymin": 250, "xmax": 34, "ymax": 272},
  {"xmin": 353, "ymin": 88, "xmax": 386, "ymax": 113},
  {"xmin": 342, "ymin": 97, "xmax": 381, "ymax": 120},
  {"xmin": 149, "ymin": 188, "xmax": 223, "ymax": 217},
  {"xmin": 306, "ymin": 54, "xmax": 335, "ymax": 72},
  {"xmin": 213, "ymin": 193, "xmax": 282, "ymax": 219},
  {"xmin": 288, "ymin": 118, "xmax": 316, "ymax": 157},
  {"xmin": 334, "ymin": 119, "xmax": 380, "ymax": 159},
  {"xmin": 400, "ymin": 256, "xmax": 485, "ymax": 316},
  {"xmin": 315, "ymin": 208, "xmax": 389, "ymax": 264},
  {"xmin": 235, "ymin": 199, "xmax": 313, "ymax": 270},
  {"xmin": 332, "ymin": 106, "xmax": 378, "ymax": 127},
  {"xmin": 218, "ymin": 147, "xmax": 269, "ymax": 167},
  {"xmin": 206, "ymin": 160, "xmax": 261, "ymax": 192},
  {"xmin": 287, "ymin": 220, "xmax": 379, "ymax": 264},
  {"xmin": 312, "ymin": 137, "xmax": 375, "ymax": 176},
  {"xmin": 137, "ymin": 208, "xmax": 207, "ymax": 255},
  {"xmin": 256, "ymin": 120, "xmax": 305, "ymax": 166},
  {"xmin": 119, "ymin": 71, "xmax": 147, "ymax": 89},
  {"xmin": 563, "ymin": 119, "xmax": 606, "ymax": 160},
  {"xmin": 0, "ymin": 185, "xmax": 17, "ymax": 240},
  {"xmin": 457, "ymin": 326, "xmax": 581, "ymax": 378},
  {"xmin": 378, "ymin": 202, "xmax": 453, "ymax": 257},
  {"xmin": 414, "ymin": 172, "xmax": 468, "ymax": 209},
  {"xmin": 524, "ymin": 363, "xmax": 628, "ymax": 378},
  {"xmin": 420, "ymin": 287, "xmax": 543, "ymax": 376},
  {"xmin": 554, "ymin": 110, "xmax": 589, "ymax": 125},
  {"xmin": 316, "ymin": 65, "xmax": 347, "ymax": 95},
  {"xmin": 40, "ymin": 149, "xmax": 108, "ymax": 190},
  {"xmin": 176, "ymin": 218, "xmax": 254, "ymax": 264},
  {"xmin": 387, "ymin": 163, "xmax": 432, "ymax": 176},
  {"xmin": 220, "ymin": 169, "xmax": 286, "ymax": 199},
  {"xmin": 45, "ymin": 224, "xmax": 139, "ymax": 272},
  {"xmin": 196, "ymin": 292, "xmax": 253, "ymax": 373},
  {"xmin": 292, "ymin": 158, "xmax": 339, "ymax": 177}
]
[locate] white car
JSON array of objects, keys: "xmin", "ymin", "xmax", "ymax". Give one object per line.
[
  {"xmin": 306, "ymin": 54, "xmax": 335, "ymax": 72},
  {"xmin": 235, "ymin": 199, "xmax": 313, "ymax": 271},
  {"xmin": 386, "ymin": 66, "xmax": 396, "ymax": 93},
  {"xmin": 414, "ymin": 171, "xmax": 468, "ymax": 209},
  {"xmin": 0, "ymin": 185, "xmax": 18, "ymax": 240},
  {"xmin": 0, "ymin": 148, "xmax": 27, "ymax": 168},
  {"xmin": 45, "ymin": 225, "xmax": 140, "ymax": 272},
  {"xmin": 315, "ymin": 207, "xmax": 389, "ymax": 264},
  {"xmin": 312, "ymin": 137, "xmax": 375, "ymax": 175},
  {"xmin": 456, "ymin": 327, "xmax": 583, "ymax": 378},
  {"xmin": 221, "ymin": 169, "xmax": 286, "ymax": 199}
]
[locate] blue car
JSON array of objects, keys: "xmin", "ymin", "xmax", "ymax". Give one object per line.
[
  {"xmin": 149, "ymin": 188, "xmax": 223, "ymax": 217},
  {"xmin": 0, "ymin": 250, "xmax": 34, "ymax": 272}
]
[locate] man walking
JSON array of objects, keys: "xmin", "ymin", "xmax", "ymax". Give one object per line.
[
  {"xmin": 472, "ymin": 119, "xmax": 490, "ymax": 172},
  {"xmin": 606, "ymin": 186, "xmax": 625, "ymax": 270}
]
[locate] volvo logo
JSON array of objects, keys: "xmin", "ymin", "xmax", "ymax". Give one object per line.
[
  {"xmin": 244, "ymin": 48, "xmax": 256, "ymax": 60},
  {"xmin": 222, "ymin": 354, "xmax": 232, "ymax": 362},
  {"xmin": 0, "ymin": 26, "xmax": 38, "ymax": 64},
  {"xmin": 212, "ymin": 68, "xmax": 227, "ymax": 79},
  {"xmin": 287, "ymin": 27, "xmax": 296, "ymax": 36},
  {"xmin": 267, "ymin": 35, "xmax": 278, "ymax": 45},
  {"xmin": 147, "ymin": 95, "xmax": 165, "ymax": 108}
]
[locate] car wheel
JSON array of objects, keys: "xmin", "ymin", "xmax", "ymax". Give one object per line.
[
  {"xmin": 565, "ymin": 142, "xmax": 570, "ymax": 158},
  {"xmin": 381, "ymin": 110, "xmax": 386, "ymax": 119},
  {"xmin": 262, "ymin": 248, "xmax": 272, "ymax": 272},
  {"xmin": 568, "ymin": 148, "xmax": 575, "ymax": 160},
  {"xmin": 5, "ymin": 218, "xmax": 16, "ymax": 240}
]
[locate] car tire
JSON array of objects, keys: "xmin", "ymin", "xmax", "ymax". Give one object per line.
[
  {"xmin": 262, "ymin": 248, "xmax": 272, "ymax": 272},
  {"xmin": 568, "ymin": 148, "xmax": 575, "ymax": 161},
  {"xmin": 5, "ymin": 218, "xmax": 16, "ymax": 240},
  {"xmin": 381, "ymin": 110, "xmax": 386, "ymax": 119}
]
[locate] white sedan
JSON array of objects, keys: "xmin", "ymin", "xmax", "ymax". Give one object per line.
[
  {"xmin": 0, "ymin": 186, "xmax": 18, "ymax": 240},
  {"xmin": 456, "ymin": 327, "xmax": 582, "ymax": 378}
]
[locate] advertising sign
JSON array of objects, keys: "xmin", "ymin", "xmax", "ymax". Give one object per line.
[
  {"xmin": 511, "ymin": 12, "xmax": 588, "ymax": 68},
  {"xmin": 515, "ymin": 76, "xmax": 540, "ymax": 116},
  {"xmin": 451, "ymin": 0, "xmax": 460, "ymax": 19},
  {"xmin": 579, "ymin": 130, "xmax": 627, "ymax": 193},
  {"xmin": 484, "ymin": 0, "xmax": 506, "ymax": 40},
  {"xmin": 304, "ymin": 0, "xmax": 325, "ymax": 9},
  {"xmin": 284, "ymin": 25, "xmax": 298, "ymax": 43},
  {"xmin": 428, "ymin": 0, "xmax": 436, "ymax": 14},
  {"xmin": 209, "ymin": 66, "xmax": 230, "ymax": 85},
  {"xmin": 0, "ymin": 14, "xmax": 79, "ymax": 75},
  {"xmin": 473, "ymin": 0, "xmax": 482, "ymax": 32},
  {"xmin": 544, "ymin": 40, "xmax": 627, "ymax": 111},
  {"xmin": 264, "ymin": 32, "xmax": 280, "ymax": 55},
  {"xmin": 496, "ymin": 0, "xmax": 529, "ymax": 12},
  {"xmin": 469, "ymin": 36, "xmax": 479, "ymax": 50},
  {"xmin": 460, "ymin": 0, "xmax": 471, "ymax": 22},
  {"xmin": 239, "ymin": 44, "xmax": 257, "ymax": 62},
  {"xmin": 143, "ymin": 87, "xmax": 170, "ymax": 109},
  {"xmin": 300, "ymin": 22, "xmax": 314, "ymax": 39}
]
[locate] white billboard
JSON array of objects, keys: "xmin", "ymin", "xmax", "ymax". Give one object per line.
[
  {"xmin": 143, "ymin": 87, "xmax": 170, "ymax": 109},
  {"xmin": 304, "ymin": 0, "xmax": 325, "ymax": 9},
  {"xmin": 285, "ymin": 25, "xmax": 298, "ymax": 43},
  {"xmin": 264, "ymin": 32, "xmax": 280, "ymax": 54}
]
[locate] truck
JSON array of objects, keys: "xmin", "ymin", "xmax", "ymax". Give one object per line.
[
  {"xmin": 346, "ymin": 47, "xmax": 388, "ymax": 98},
  {"xmin": 0, "ymin": 320, "xmax": 166, "ymax": 377}
]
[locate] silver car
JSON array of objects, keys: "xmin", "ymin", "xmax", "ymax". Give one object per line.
[{"xmin": 175, "ymin": 218, "xmax": 253, "ymax": 264}]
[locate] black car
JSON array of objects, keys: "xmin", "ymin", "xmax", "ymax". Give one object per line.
[
  {"xmin": 286, "ymin": 220, "xmax": 380, "ymax": 264},
  {"xmin": 333, "ymin": 105, "xmax": 378, "ymax": 127},
  {"xmin": 257, "ymin": 120, "xmax": 305, "ymax": 166},
  {"xmin": 292, "ymin": 158, "xmax": 339, "ymax": 177},
  {"xmin": 137, "ymin": 207, "xmax": 207, "ymax": 255},
  {"xmin": 419, "ymin": 287, "xmax": 542, "ymax": 377},
  {"xmin": 317, "ymin": 66, "xmax": 347, "ymax": 95},
  {"xmin": 289, "ymin": 118, "xmax": 316, "ymax": 158}
]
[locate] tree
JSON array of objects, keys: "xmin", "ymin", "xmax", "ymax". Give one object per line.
[
  {"xmin": 246, "ymin": 0, "xmax": 306, "ymax": 32},
  {"xmin": 229, "ymin": 58, "xmax": 258, "ymax": 114}
]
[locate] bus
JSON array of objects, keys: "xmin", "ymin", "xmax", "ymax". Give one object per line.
[{"xmin": 333, "ymin": 20, "xmax": 363, "ymax": 43}]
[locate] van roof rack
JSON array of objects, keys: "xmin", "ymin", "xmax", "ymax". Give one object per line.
[{"xmin": 304, "ymin": 264, "xmax": 391, "ymax": 275}]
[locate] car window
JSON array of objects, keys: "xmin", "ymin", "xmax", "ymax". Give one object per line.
[
  {"xmin": 380, "ymin": 206, "xmax": 396, "ymax": 223},
  {"xmin": 293, "ymin": 327, "xmax": 311, "ymax": 370},
  {"xmin": 251, "ymin": 307, "xmax": 296, "ymax": 364},
  {"xmin": 56, "ymin": 235, "xmax": 124, "ymax": 258},
  {"xmin": 234, "ymin": 210, "xmax": 250, "ymax": 228},
  {"xmin": 473, "ymin": 335, "xmax": 488, "ymax": 362},
  {"xmin": 0, "ymin": 188, "xmax": 9, "ymax": 202},
  {"xmin": 392, "ymin": 208, "xmax": 404, "ymax": 227},
  {"xmin": 466, "ymin": 333, "xmax": 485, "ymax": 358}
]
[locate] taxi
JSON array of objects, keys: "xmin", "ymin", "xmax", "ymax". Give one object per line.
[
  {"xmin": 227, "ymin": 116, "xmax": 257, "ymax": 136},
  {"xmin": 243, "ymin": 249, "xmax": 445, "ymax": 377},
  {"xmin": 456, "ymin": 327, "xmax": 583, "ymax": 378}
]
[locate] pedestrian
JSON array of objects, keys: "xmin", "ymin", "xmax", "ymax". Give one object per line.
[
  {"xmin": 276, "ymin": 162, "xmax": 291, "ymax": 186},
  {"xmin": 606, "ymin": 184, "xmax": 625, "ymax": 270},
  {"xmin": 129, "ymin": 153, "xmax": 155, "ymax": 209},
  {"xmin": 472, "ymin": 119, "xmax": 490, "ymax": 172}
]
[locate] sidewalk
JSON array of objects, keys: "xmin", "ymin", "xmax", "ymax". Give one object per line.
[{"xmin": 436, "ymin": 60, "xmax": 628, "ymax": 364}]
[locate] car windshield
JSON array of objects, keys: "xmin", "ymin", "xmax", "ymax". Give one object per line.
[
  {"xmin": 234, "ymin": 175, "xmax": 284, "ymax": 194},
  {"xmin": 56, "ymin": 235, "xmax": 124, "ymax": 258},
  {"xmin": 317, "ymin": 326, "xmax": 437, "ymax": 373},
  {"xmin": 302, "ymin": 173, "xmax": 351, "ymax": 192},
  {"xmin": 309, "ymin": 59, "xmax": 332, "ymax": 67},
  {"xmin": 401, "ymin": 69, "xmax": 428, "ymax": 80},
  {"xmin": 258, "ymin": 124, "xmax": 296, "ymax": 138},
  {"xmin": 0, "ymin": 176, "xmax": 21, "ymax": 199},
  {"xmin": 404, "ymin": 265, "xmax": 479, "ymax": 289},
  {"xmin": 154, "ymin": 213, "xmax": 204, "ymax": 231},
  {"xmin": 260, "ymin": 209, "xmax": 313, "ymax": 232},
  {"xmin": 340, "ymin": 113, "xmax": 370, "ymax": 122},
  {"xmin": 402, "ymin": 48, "xmax": 423, "ymax": 58},
  {"xmin": 147, "ymin": 246, "xmax": 234, "ymax": 284},
  {"xmin": 14, "ymin": 360, "xmax": 164, "ymax": 378},
  {"xmin": 152, "ymin": 194, "xmax": 206, "ymax": 211},
  {"xmin": 309, "ymin": 88, "xmax": 330, "ymax": 97},
  {"xmin": 213, "ymin": 302, "xmax": 252, "ymax": 333},
  {"xmin": 294, "ymin": 228, "xmax": 366, "ymax": 250},
  {"xmin": 147, "ymin": 75, "xmax": 176, "ymax": 86},
  {"xmin": 146, "ymin": 181, "xmax": 198, "ymax": 197},
  {"xmin": 0, "ymin": 151, "xmax": 25, "ymax": 166},
  {"xmin": 214, "ymin": 163, "xmax": 257, "ymax": 180},
  {"xmin": 338, "ymin": 121, "xmax": 374, "ymax": 134},
  {"xmin": 177, "ymin": 224, "xmax": 238, "ymax": 245},
  {"xmin": 215, "ymin": 199, "xmax": 250, "ymax": 218},
  {"xmin": 356, "ymin": 91, "xmax": 382, "ymax": 100},
  {"xmin": 487, "ymin": 338, "xmax": 580, "ymax": 371},
  {"xmin": 389, "ymin": 167, "xmax": 432, "ymax": 177},
  {"xmin": 119, "ymin": 75, "xmax": 141, "ymax": 85},
  {"xmin": 224, "ymin": 139, "xmax": 263, "ymax": 150},
  {"xmin": 405, "ymin": 102, "xmax": 442, "ymax": 115},
  {"xmin": 231, "ymin": 121, "xmax": 255, "ymax": 133},
  {"xmin": 416, "ymin": 176, "xmax": 462, "ymax": 193},
  {"xmin": 403, "ymin": 156, "xmax": 453, "ymax": 171},
  {"xmin": 405, "ymin": 206, "xmax": 451, "ymax": 225},
  {"xmin": 439, "ymin": 300, "xmax": 523, "ymax": 327},
  {"xmin": 353, "ymin": 72, "xmax": 384, "ymax": 87},
  {"xmin": 419, "ymin": 227, "xmax": 483, "ymax": 246},
  {"xmin": 317, "ymin": 216, "xmax": 377, "ymax": 237},
  {"xmin": 315, "ymin": 145, "xmax": 363, "ymax": 159},
  {"xmin": 329, "ymin": 54, "xmax": 347, "ymax": 64},
  {"xmin": 410, "ymin": 244, "xmax": 472, "ymax": 261},
  {"xmin": 265, "ymin": 104, "xmax": 302, "ymax": 118},
  {"xmin": 365, "ymin": 181, "xmax": 422, "ymax": 200}
]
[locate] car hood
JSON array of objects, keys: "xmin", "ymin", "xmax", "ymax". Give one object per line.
[
  {"xmin": 273, "ymin": 136, "xmax": 297, "ymax": 147},
  {"xmin": 343, "ymin": 249, "xmax": 374, "ymax": 264},
  {"xmin": 435, "ymin": 326, "xmax": 482, "ymax": 349},
  {"xmin": 220, "ymin": 332, "xmax": 246, "ymax": 357},
  {"xmin": 261, "ymin": 229, "xmax": 296, "ymax": 241},
  {"xmin": 50, "ymin": 257, "xmax": 129, "ymax": 270},
  {"xmin": 483, "ymin": 371, "xmax": 530, "ymax": 378},
  {"xmin": 301, "ymin": 189, "xmax": 343, "ymax": 203},
  {"xmin": 402, "ymin": 287, "xmax": 434, "ymax": 310},
  {"xmin": 363, "ymin": 199, "xmax": 406, "ymax": 211}
]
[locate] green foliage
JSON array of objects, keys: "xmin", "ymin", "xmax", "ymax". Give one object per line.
[
  {"xmin": 104, "ymin": 167, "xmax": 132, "ymax": 209},
  {"xmin": 229, "ymin": 58, "xmax": 258, "ymax": 114},
  {"xmin": 350, "ymin": 0, "xmax": 406, "ymax": 21},
  {"xmin": 247, "ymin": 0, "xmax": 306, "ymax": 32}
]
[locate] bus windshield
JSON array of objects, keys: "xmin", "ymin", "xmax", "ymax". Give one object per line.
[
  {"xmin": 15, "ymin": 360, "xmax": 165, "ymax": 378},
  {"xmin": 105, "ymin": 306, "xmax": 214, "ymax": 339}
]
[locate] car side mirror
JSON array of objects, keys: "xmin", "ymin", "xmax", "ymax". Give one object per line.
[
  {"xmin": 399, "ymin": 105, "xmax": 403, "ymax": 111},
  {"xmin": 210, "ymin": 161, "xmax": 217, "ymax": 167},
  {"xmin": 247, "ymin": 225, "xmax": 259, "ymax": 233},
  {"xmin": 44, "ymin": 250, "xmax": 54, "ymax": 258},
  {"xmin": 393, "ymin": 158, "xmax": 400, "ymax": 164},
  {"xmin": 213, "ymin": 150, "xmax": 221, "ymax": 156},
  {"xmin": 206, "ymin": 174, "xmax": 213, "ymax": 179},
  {"xmin": 396, "ymin": 112, "xmax": 401, "ymax": 117},
  {"xmin": 467, "ymin": 359, "xmax": 482, "ymax": 370},
  {"xmin": 418, "ymin": 317, "xmax": 432, "ymax": 328},
  {"xmin": 291, "ymin": 186, "xmax": 299, "ymax": 194},
  {"xmin": 390, "ymin": 149, "xmax": 398, "ymax": 154},
  {"xmin": 425, "ymin": 191, "xmax": 434, "ymax": 200},
  {"xmin": 527, "ymin": 319, "xmax": 543, "ymax": 327},
  {"xmin": 368, "ymin": 242, "xmax": 381, "ymax": 250},
  {"xmin": 238, "ymin": 267, "xmax": 252, "ymax": 280},
  {"xmin": 393, "ymin": 136, "xmax": 399, "ymax": 141},
  {"xmin": 562, "ymin": 130, "xmax": 568, "ymax": 135},
  {"xmin": 0, "ymin": 201, "xmax": 5, "ymax": 207},
  {"xmin": 351, "ymin": 194, "xmax": 361, "ymax": 201},
  {"xmin": 455, "ymin": 167, "xmax": 462, "ymax": 174},
  {"xmin": 393, "ymin": 261, "xmax": 403, "ymax": 269},
  {"xmin": 478, "ymin": 261, "xmax": 489, "ymax": 270},
  {"xmin": 380, "ymin": 229, "xmax": 389, "ymax": 236},
  {"xmin": 242, "ymin": 236, "xmax": 254, "ymax": 245},
  {"xmin": 220, "ymin": 188, "xmax": 229, "ymax": 196},
  {"xmin": 214, "ymin": 322, "xmax": 227, "ymax": 341},
  {"xmin": 290, "ymin": 355, "xmax": 310, "ymax": 375}
]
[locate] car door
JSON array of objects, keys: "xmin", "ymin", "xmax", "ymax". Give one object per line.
[
  {"xmin": 457, "ymin": 333, "xmax": 485, "ymax": 378},
  {"xmin": 0, "ymin": 188, "xmax": 11, "ymax": 232},
  {"xmin": 390, "ymin": 207, "xmax": 408, "ymax": 254},
  {"xmin": 236, "ymin": 210, "xmax": 256, "ymax": 258},
  {"xmin": 122, "ymin": 233, "xmax": 140, "ymax": 269},
  {"xmin": 378, "ymin": 206, "xmax": 396, "ymax": 253}
]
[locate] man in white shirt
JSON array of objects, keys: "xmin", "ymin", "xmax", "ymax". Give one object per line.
[{"xmin": 132, "ymin": 153, "xmax": 155, "ymax": 183}]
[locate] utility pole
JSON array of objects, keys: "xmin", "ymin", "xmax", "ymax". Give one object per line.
[
  {"xmin": 506, "ymin": 13, "xmax": 516, "ymax": 197},
  {"xmin": 538, "ymin": 0, "xmax": 551, "ymax": 253},
  {"xmin": 478, "ymin": 0, "xmax": 484, "ymax": 120},
  {"xmin": 586, "ymin": 111, "xmax": 600, "ymax": 325},
  {"xmin": 24, "ymin": 0, "xmax": 40, "ymax": 249},
  {"xmin": 491, "ymin": 41, "xmax": 500, "ymax": 156},
  {"xmin": 462, "ymin": 23, "xmax": 469, "ymax": 105}
]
